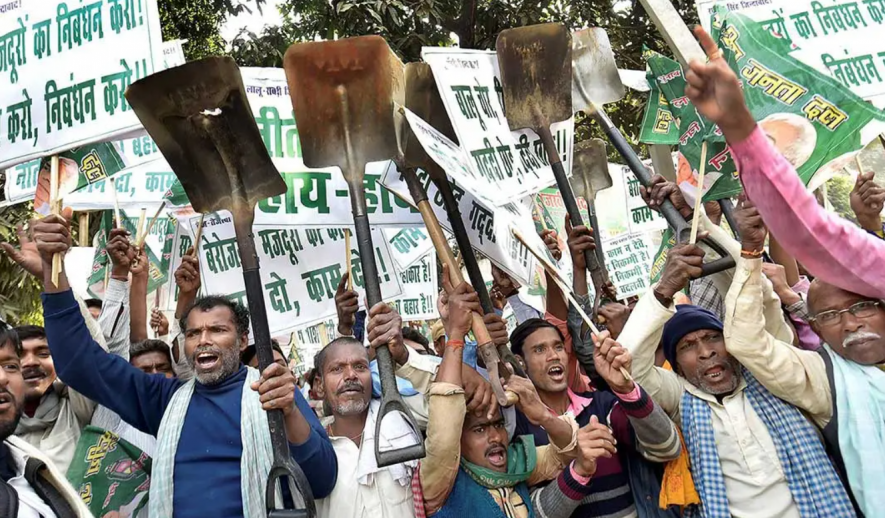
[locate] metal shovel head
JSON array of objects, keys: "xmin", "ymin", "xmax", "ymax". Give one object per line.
[
  {"xmin": 572, "ymin": 27, "xmax": 626, "ymax": 113},
  {"xmin": 496, "ymin": 23, "xmax": 573, "ymax": 132},
  {"xmin": 570, "ymin": 138, "xmax": 612, "ymax": 201},
  {"xmin": 125, "ymin": 57, "xmax": 284, "ymax": 215},
  {"xmin": 283, "ymin": 36, "xmax": 404, "ymax": 176},
  {"xmin": 402, "ymin": 62, "xmax": 457, "ymax": 181}
]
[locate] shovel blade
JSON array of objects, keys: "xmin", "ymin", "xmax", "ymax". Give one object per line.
[
  {"xmin": 283, "ymin": 36, "xmax": 404, "ymax": 179},
  {"xmin": 572, "ymin": 28, "xmax": 626, "ymax": 113},
  {"xmin": 496, "ymin": 23, "xmax": 573, "ymax": 132},
  {"xmin": 125, "ymin": 57, "xmax": 285, "ymax": 215},
  {"xmin": 570, "ymin": 138, "xmax": 612, "ymax": 201},
  {"xmin": 401, "ymin": 62, "xmax": 457, "ymax": 181}
]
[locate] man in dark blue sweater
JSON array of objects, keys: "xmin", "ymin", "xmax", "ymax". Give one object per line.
[{"xmin": 33, "ymin": 212, "xmax": 337, "ymax": 517}]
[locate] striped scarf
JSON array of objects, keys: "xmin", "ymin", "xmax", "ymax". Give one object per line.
[
  {"xmin": 148, "ymin": 367, "xmax": 279, "ymax": 518},
  {"xmin": 680, "ymin": 368, "xmax": 855, "ymax": 518}
]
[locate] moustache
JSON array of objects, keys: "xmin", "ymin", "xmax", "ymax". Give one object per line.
[
  {"xmin": 697, "ymin": 357, "xmax": 733, "ymax": 375},
  {"xmin": 336, "ymin": 381, "xmax": 365, "ymax": 395},
  {"xmin": 484, "ymin": 443, "xmax": 505, "ymax": 456},
  {"xmin": 21, "ymin": 366, "xmax": 46, "ymax": 380},
  {"xmin": 843, "ymin": 331, "xmax": 881, "ymax": 348},
  {"xmin": 0, "ymin": 388, "xmax": 18, "ymax": 406}
]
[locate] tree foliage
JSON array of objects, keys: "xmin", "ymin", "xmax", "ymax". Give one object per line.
[
  {"xmin": 229, "ymin": 0, "xmax": 701, "ymax": 158},
  {"xmin": 159, "ymin": 0, "xmax": 266, "ymax": 60}
]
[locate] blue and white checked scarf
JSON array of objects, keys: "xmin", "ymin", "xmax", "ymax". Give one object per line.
[
  {"xmin": 149, "ymin": 367, "xmax": 280, "ymax": 518},
  {"xmin": 680, "ymin": 368, "xmax": 855, "ymax": 518}
]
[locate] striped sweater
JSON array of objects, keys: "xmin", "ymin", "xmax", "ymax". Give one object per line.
[{"xmin": 515, "ymin": 386, "xmax": 681, "ymax": 518}]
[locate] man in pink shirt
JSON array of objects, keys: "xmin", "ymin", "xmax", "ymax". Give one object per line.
[{"xmin": 684, "ymin": 26, "xmax": 885, "ymax": 299}]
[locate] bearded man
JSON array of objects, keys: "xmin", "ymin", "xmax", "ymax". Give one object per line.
[
  {"xmin": 0, "ymin": 324, "xmax": 92, "ymax": 517},
  {"xmin": 33, "ymin": 211, "xmax": 337, "ymax": 517}
]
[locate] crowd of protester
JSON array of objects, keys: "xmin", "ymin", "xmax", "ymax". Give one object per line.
[{"xmin": 0, "ymin": 26, "xmax": 882, "ymax": 518}]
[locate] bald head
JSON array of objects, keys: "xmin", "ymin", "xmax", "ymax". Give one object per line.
[{"xmin": 808, "ymin": 279, "xmax": 885, "ymax": 365}]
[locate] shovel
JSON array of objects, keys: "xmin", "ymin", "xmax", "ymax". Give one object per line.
[
  {"xmin": 401, "ymin": 62, "xmax": 527, "ymax": 381},
  {"xmin": 125, "ymin": 57, "xmax": 315, "ymax": 518},
  {"xmin": 496, "ymin": 24, "xmax": 609, "ymax": 300},
  {"xmin": 398, "ymin": 63, "xmax": 520, "ymax": 405},
  {"xmin": 283, "ymin": 36, "xmax": 425, "ymax": 468},
  {"xmin": 572, "ymin": 28, "xmax": 734, "ymax": 276},
  {"xmin": 570, "ymin": 138, "xmax": 612, "ymax": 287}
]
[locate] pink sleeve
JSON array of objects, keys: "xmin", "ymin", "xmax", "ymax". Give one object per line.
[{"xmin": 732, "ymin": 126, "xmax": 885, "ymax": 299}]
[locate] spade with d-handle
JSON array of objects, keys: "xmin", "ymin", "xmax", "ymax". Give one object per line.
[
  {"xmin": 283, "ymin": 36, "xmax": 425, "ymax": 468},
  {"xmin": 397, "ymin": 62, "xmax": 521, "ymax": 405},
  {"xmin": 571, "ymin": 27, "xmax": 735, "ymax": 276},
  {"xmin": 401, "ymin": 62, "xmax": 527, "ymax": 380},
  {"xmin": 125, "ymin": 57, "xmax": 315, "ymax": 518},
  {"xmin": 496, "ymin": 24, "xmax": 609, "ymax": 302},
  {"xmin": 570, "ymin": 138, "xmax": 613, "ymax": 287}
]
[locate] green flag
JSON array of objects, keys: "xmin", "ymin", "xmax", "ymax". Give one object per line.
[
  {"xmin": 87, "ymin": 210, "xmax": 168, "ymax": 298},
  {"xmin": 638, "ymin": 66, "xmax": 680, "ymax": 146},
  {"xmin": 67, "ymin": 425, "xmax": 152, "ymax": 517}
]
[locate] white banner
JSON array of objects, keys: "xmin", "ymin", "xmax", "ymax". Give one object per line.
[
  {"xmin": 0, "ymin": 0, "xmax": 164, "ymax": 170},
  {"xmin": 601, "ymin": 232, "xmax": 656, "ymax": 300},
  {"xmin": 422, "ymin": 48, "xmax": 569, "ymax": 206},
  {"xmin": 381, "ymin": 165, "xmax": 536, "ymax": 286},
  {"xmin": 384, "ymin": 226, "xmax": 434, "ymax": 271},
  {"xmin": 390, "ymin": 252, "xmax": 439, "ymax": 322},
  {"xmin": 696, "ymin": 0, "xmax": 885, "ymax": 101},
  {"xmin": 623, "ymin": 166, "xmax": 668, "ymax": 234},
  {"xmin": 65, "ymin": 157, "xmax": 173, "ymax": 209},
  {"xmin": 189, "ymin": 212, "xmax": 402, "ymax": 337}
]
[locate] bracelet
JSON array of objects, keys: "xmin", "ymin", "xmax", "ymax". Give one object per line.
[
  {"xmin": 446, "ymin": 339, "xmax": 465, "ymax": 350},
  {"xmin": 740, "ymin": 248, "xmax": 764, "ymax": 258}
]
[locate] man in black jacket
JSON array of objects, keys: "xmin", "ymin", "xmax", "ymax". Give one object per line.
[{"xmin": 0, "ymin": 324, "xmax": 90, "ymax": 517}]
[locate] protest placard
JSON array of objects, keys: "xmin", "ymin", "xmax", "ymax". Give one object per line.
[
  {"xmin": 65, "ymin": 158, "xmax": 174, "ymax": 209},
  {"xmin": 0, "ymin": 0, "xmax": 164, "ymax": 170},
  {"xmin": 390, "ymin": 252, "xmax": 438, "ymax": 322},
  {"xmin": 422, "ymin": 48, "xmax": 569, "ymax": 206},
  {"xmin": 381, "ymin": 165, "xmax": 535, "ymax": 286},
  {"xmin": 291, "ymin": 317, "xmax": 336, "ymax": 375},
  {"xmin": 189, "ymin": 212, "xmax": 402, "ymax": 337},
  {"xmin": 385, "ymin": 226, "xmax": 434, "ymax": 271},
  {"xmin": 601, "ymin": 232, "xmax": 656, "ymax": 300},
  {"xmin": 623, "ymin": 165, "xmax": 668, "ymax": 233},
  {"xmin": 696, "ymin": 0, "xmax": 885, "ymax": 101}
]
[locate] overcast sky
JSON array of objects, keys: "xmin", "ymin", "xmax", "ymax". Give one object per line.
[{"xmin": 222, "ymin": 0, "xmax": 284, "ymax": 42}]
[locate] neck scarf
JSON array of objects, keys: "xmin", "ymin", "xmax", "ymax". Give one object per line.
[
  {"xmin": 680, "ymin": 368, "xmax": 855, "ymax": 518},
  {"xmin": 459, "ymin": 435, "xmax": 536, "ymax": 490},
  {"xmin": 658, "ymin": 361, "xmax": 700, "ymax": 510},
  {"xmin": 148, "ymin": 367, "xmax": 278, "ymax": 518},
  {"xmin": 15, "ymin": 386, "xmax": 62, "ymax": 435},
  {"xmin": 824, "ymin": 343, "xmax": 885, "ymax": 517}
]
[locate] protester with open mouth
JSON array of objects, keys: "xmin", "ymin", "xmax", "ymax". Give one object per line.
[
  {"xmin": 31, "ymin": 209, "xmax": 338, "ymax": 518},
  {"xmin": 0, "ymin": 324, "xmax": 93, "ymax": 517},
  {"xmin": 418, "ymin": 265, "xmax": 619, "ymax": 518},
  {"xmin": 715, "ymin": 196, "xmax": 885, "ymax": 517},
  {"xmin": 617, "ymin": 211, "xmax": 856, "ymax": 517}
]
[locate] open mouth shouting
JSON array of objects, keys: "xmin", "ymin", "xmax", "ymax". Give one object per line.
[
  {"xmin": 546, "ymin": 364, "xmax": 565, "ymax": 383},
  {"xmin": 703, "ymin": 365, "xmax": 725, "ymax": 381},
  {"xmin": 0, "ymin": 391, "xmax": 15, "ymax": 413},
  {"xmin": 193, "ymin": 348, "xmax": 221, "ymax": 372},
  {"xmin": 485, "ymin": 443, "xmax": 507, "ymax": 469}
]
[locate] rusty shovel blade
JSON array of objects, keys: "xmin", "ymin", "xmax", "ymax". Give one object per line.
[
  {"xmin": 496, "ymin": 23, "xmax": 573, "ymax": 133},
  {"xmin": 572, "ymin": 27, "xmax": 626, "ymax": 114},
  {"xmin": 125, "ymin": 57, "xmax": 285, "ymax": 215},
  {"xmin": 400, "ymin": 62, "xmax": 458, "ymax": 181},
  {"xmin": 283, "ymin": 36, "xmax": 404, "ymax": 182},
  {"xmin": 570, "ymin": 138, "xmax": 613, "ymax": 202}
]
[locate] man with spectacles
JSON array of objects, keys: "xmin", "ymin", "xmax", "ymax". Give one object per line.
[
  {"xmin": 616, "ymin": 203, "xmax": 857, "ymax": 517},
  {"xmin": 720, "ymin": 204, "xmax": 885, "ymax": 517}
]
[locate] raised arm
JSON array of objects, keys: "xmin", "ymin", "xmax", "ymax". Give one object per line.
[
  {"xmin": 101, "ymin": 229, "xmax": 136, "ymax": 356},
  {"xmin": 420, "ymin": 265, "xmax": 479, "ymax": 514},
  {"xmin": 593, "ymin": 333, "xmax": 681, "ymax": 463},
  {"xmin": 129, "ymin": 247, "xmax": 150, "ymax": 344},
  {"xmin": 685, "ymin": 25, "xmax": 885, "ymax": 299},
  {"xmin": 722, "ymin": 201, "xmax": 831, "ymax": 423},
  {"xmin": 34, "ymin": 212, "xmax": 180, "ymax": 435}
]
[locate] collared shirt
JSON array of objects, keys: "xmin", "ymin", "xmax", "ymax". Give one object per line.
[
  {"xmin": 619, "ymin": 284, "xmax": 801, "ymax": 518},
  {"xmin": 317, "ymin": 404, "xmax": 416, "ymax": 518},
  {"xmin": 733, "ymin": 125, "xmax": 885, "ymax": 299},
  {"xmin": 7, "ymin": 444, "xmax": 59, "ymax": 518},
  {"xmin": 722, "ymin": 258, "xmax": 834, "ymax": 428}
]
